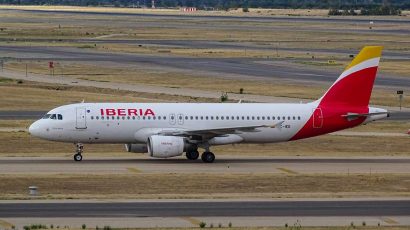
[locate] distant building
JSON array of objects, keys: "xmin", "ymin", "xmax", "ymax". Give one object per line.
[{"xmin": 181, "ymin": 7, "xmax": 197, "ymax": 12}]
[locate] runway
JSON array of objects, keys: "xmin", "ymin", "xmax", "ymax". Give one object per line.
[
  {"xmin": 0, "ymin": 200, "xmax": 409, "ymax": 217},
  {"xmin": 0, "ymin": 157, "xmax": 409, "ymax": 174},
  {"xmin": 1, "ymin": 45, "xmax": 408, "ymax": 89}
]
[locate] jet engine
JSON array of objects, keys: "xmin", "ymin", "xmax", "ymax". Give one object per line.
[
  {"xmin": 125, "ymin": 143, "xmax": 148, "ymax": 153},
  {"xmin": 147, "ymin": 135, "xmax": 185, "ymax": 158}
]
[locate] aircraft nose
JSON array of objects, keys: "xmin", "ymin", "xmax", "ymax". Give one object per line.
[{"xmin": 28, "ymin": 121, "xmax": 41, "ymax": 137}]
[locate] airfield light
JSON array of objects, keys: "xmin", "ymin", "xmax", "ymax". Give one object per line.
[{"xmin": 397, "ymin": 90, "xmax": 404, "ymax": 110}]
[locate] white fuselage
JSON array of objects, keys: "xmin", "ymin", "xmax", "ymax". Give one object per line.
[{"xmin": 29, "ymin": 102, "xmax": 317, "ymax": 144}]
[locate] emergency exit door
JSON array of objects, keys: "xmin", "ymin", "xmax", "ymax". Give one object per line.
[{"xmin": 76, "ymin": 107, "xmax": 87, "ymax": 129}]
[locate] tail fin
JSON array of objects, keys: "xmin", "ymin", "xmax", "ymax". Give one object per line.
[{"xmin": 318, "ymin": 46, "xmax": 383, "ymax": 107}]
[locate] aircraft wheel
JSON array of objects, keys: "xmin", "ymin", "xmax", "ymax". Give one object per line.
[
  {"xmin": 201, "ymin": 152, "xmax": 215, "ymax": 163},
  {"xmin": 74, "ymin": 153, "xmax": 83, "ymax": 162},
  {"xmin": 186, "ymin": 150, "xmax": 199, "ymax": 160}
]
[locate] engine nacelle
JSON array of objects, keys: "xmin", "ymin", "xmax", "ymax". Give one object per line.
[
  {"xmin": 125, "ymin": 143, "xmax": 148, "ymax": 153},
  {"xmin": 147, "ymin": 135, "xmax": 185, "ymax": 158}
]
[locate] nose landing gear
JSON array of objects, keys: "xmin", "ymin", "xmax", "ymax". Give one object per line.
[{"xmin": 74, "ymin": 143, "xmax": 83, "ymax": 162}]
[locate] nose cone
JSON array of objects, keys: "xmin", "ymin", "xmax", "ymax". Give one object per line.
[{"xmin": 28, "ymin": 121, "xmax": 41, "ymax": 137}]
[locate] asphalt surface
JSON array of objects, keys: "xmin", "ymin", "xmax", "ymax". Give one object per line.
[
  {"xmin": 2, "ymin": 157, "xmax": 410, "ymax": 164},
  {"xmin": 1, "ymin": 157, "xmax": 409, "ymax": 175},
  {"xmin": 0, "ymin": 200, "xmax": 408, "ymax": 217},
  {"xmin": 1, "ymin": 45, "xmax": 408, "ymax": 89},
  {"xmin": 0, "ymin": 110, "xmax": 408, "ymax": 120}
]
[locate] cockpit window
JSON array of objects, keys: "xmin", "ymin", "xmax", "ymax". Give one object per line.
[
  {"xmin": 57, "ymin": 114, "xmax": 63, "ymax": 120},
  {"xmin": 42, "ymin": 114, "xmax": 51, "ymax": 119},
  {"xmin": 50, "ymin": 114, "xmax": 56, "ymax": 120}
]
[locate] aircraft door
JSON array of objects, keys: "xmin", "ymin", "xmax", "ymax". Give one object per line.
[
  {"xmin": 169, "ymin": 113, "xmax": 176, "ymax": 125},
  {"xmin": 312, "ymin": 108, "xmax": 323, "ymax": 128},
  {"xmin": 76, "ymin": 107, "xmax": 87, "ymax": 129},
  {"xmin": 177, "ymin": 113, "xmax": 184, "ymax": 125}
]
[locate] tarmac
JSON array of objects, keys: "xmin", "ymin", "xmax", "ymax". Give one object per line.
[
  {"xmin": 0, "ymin": 45, "xmax": 409, "ymax": 89},
  {"xmin": 0, "ymin": 199, "xmax": 409, "ymax": 228},
  {"xmin": 0, "ymin": 156, "xmax": 409, "ymax": 175}
]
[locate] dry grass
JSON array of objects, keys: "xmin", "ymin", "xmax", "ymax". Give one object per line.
[
  {"xmin": 3, "ymin": 61, "xmax": 408, "ymax": 108},
  {"xmin": 1, "ymin": 5, "xmax": 408, "ymax": 18},
  {"xmin": 0, "ymin": 78, "xmax": 218, "ymax": 110},
  {"xmin": 0, "ymin": 173, "xmax": 408, "ymax": 199},
  {"xmin": 118, "ymin": 228, "xmax": 410, "ymax": 230}
]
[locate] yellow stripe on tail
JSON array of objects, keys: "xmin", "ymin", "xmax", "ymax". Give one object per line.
[{"xmin": 345, "ymin": 46, "xmax": 383, "ymax": 71}]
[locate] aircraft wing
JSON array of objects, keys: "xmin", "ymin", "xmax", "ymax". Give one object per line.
[{"xmin": 158, "ymin": 121, "xmax": 284, "ymax": 137}]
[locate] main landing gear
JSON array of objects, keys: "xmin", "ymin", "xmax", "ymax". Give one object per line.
[
  {"xmin": 185, "ymin": 146, "xmax": 215, "ymax": 163},
  {"xmin": 74, "ymin": 143, "xmax": 83, "ymax": 162},
  {"xmin": 186, "ymin": 150, "xmax": 199, "ymax": 160},
  {"xmin": 201, "ymin": 151, "xmax": 215, "ymax": 163}
]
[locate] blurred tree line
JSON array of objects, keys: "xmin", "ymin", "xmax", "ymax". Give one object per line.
[{"xmin": 0, "ymin": 0, "xmax": 409, "ymax": 10}]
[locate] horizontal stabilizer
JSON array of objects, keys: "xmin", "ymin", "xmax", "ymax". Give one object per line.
[{"xmin": 342, "ymin": 112, "xmax": 389, "ymax": 121}]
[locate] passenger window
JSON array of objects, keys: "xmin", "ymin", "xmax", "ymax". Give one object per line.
[
  {"xmin": 206, "ymin": 116, "xmax": 209, "ymax": 120},
  {"xmin": 298, "ymin": 116, "xmax": 301, "ymax": 120},
  {"xmin": 242, "ymin": 116, "xmax": 245, "ymax": 120},
  {"xmin": 267, "ymin": 116, "xmax": 270, "ymax": 120},
  {"xmin": 96, "ymin": 116, "xmax": 99, "ymax": 120},
  {"xmin": 247, "ymin": 116, "xmax": 250, "ymax": 120},
  {"xmin": 201, "ymin": 116, "xmax": 203, "ymax": 120},
  {"xmin": 282, "ymin": 116, "xmax": 285, "ymax": 120},
  {"xmin": 211, "ymin": 116, "xmax": 214, "ymax": 120},
  {"xmin": 257, "ymin": 116, "xmax": 260, "ymax": 120},
  {"xmin": 216, "ymin": 116, "xmax": 219, "ymax": 120},
  {"xmin": 101, "ymin": 116, "xmax": 104, "ymax": 120},
  {"xmin": 288, "ymin": 116, "xmax": 291, "ymax": 120},
  {"xmin": 277, "ymin": 116, "xmax": 280, "ymax": 120},
  {"xmin": 106, "ymin": 116, "xmax": 109, "ymax": 120},
  {"xmin": 132, "ymin": 116, "xmax": 135, "ymax": 120},
  {"xmin": 221, "ymin": 116, "xmax": 224, "ymax": 120},
  {"xmin": 272, "ymin": 116, "xmax": 275, "ymax": 120},
  {"xmin": 293, "ymin": 116, "xmax": 296, "ymax": 120},
  {"xmin": 185, "ymin": 116, "xmax": 188, "ymax": 120},
  {"xmin": 57, "ymin": 114, "xmax": 63, "ymax": 120},
  {"xmin": 153, "ymin": 116, "xmax": 156, "ymax": 120},
  {"xmin": 195, "ymin": 116, "xmax": 198, "ymax": 120},
  {"xmin": 262, "ymin": 116, "xmax": 265, "ymax": 120},
  {"xmin": 252, "ymin": 116, "xmax": 255, "ymax": 120},
  {"xmin": 163, "ymin": 116, "xmax": 166, "ymax": 120},
  {"xmin": 91, "ymin": 116, "xmax": 94, "ymax": 120},
  {"xmin": 148, "ymin": 116, "xmax": 151, "ymax": 120},
  {"xmin": 122, "ymin": 116, "xmax": 125, "ymax": 120},
  {"xmin": 226, "ymin": 116, "xmax": 229, "ymax": 120},
  {"xmin": 158, "ymin": 116, "xmax": 161, "ymax": 120}
]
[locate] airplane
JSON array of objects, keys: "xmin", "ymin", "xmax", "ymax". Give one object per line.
[{"xmin": 29, "ymin": 46, "xmax": 389, "ymax": 163}]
